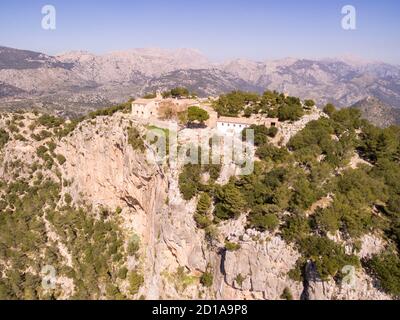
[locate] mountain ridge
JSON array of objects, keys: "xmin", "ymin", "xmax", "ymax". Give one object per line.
[{"xmin": 1, "ymin": 45, "xmax": 400, "ymax": 118}]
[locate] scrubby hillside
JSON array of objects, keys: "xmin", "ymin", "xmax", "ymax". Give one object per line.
[{"xmin": 0, "ymin": 94, "xmax": 400, "ymax": 300}]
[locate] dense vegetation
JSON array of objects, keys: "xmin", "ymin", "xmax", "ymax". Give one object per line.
[
  {"xmin": 2, "ymin": 90, "xmax": 400, "ymax": 299},
  {"xmin": 0, "ymin": 104, "xmax": 144, "ymax": 300},
  {"xmin": 213, "ymin": 90, "xmax": 306, "ymax": 121},
  {"xmin": 162, "ymin": 87, "xmax": 196, "ymax": 99},
  {"xmin": 181, "ymin": 100, "xmax": 400, "ymax": 296}
]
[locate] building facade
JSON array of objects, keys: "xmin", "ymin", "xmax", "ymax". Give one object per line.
[{"xmin": 216, "ymin": 117, "xmax": 254, "ymax": 135}]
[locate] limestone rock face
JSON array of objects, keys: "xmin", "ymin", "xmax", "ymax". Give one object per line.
[
  {"xmin": 222, "ymin": 237, "xmax": 304, "ymax": 300},
  {"xmin": 52, "ymin": 114, "xmax": 394, "ymax": 300},
  {"xmin": 303, "ymin": 261, "xmax": 391, "ymax": 300},
  {"xmin": 1, "ymin": 111, "xmax": 393, "ymax": 300}
]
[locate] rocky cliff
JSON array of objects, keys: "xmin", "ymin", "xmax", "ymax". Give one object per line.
[{"xmin": 0, "ymin": 109, "xmax": 396, "ymax": 300}]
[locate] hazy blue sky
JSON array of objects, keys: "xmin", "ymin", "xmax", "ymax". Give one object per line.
[{"xmin": 0, "ymin": 0, "xmax": 399, "ymax": 63}]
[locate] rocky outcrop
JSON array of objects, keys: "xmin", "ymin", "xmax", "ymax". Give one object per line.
[
  {"xmin": 2, "ymin": 110, "xmax": 393, "ymax": 300},
  {"xmin": 302, "ymin": 261, "xmax": 391, "ymax": 300},
  {"xmin": 222, "ymin": 234, "xmax": 303, "ymax": 300}
]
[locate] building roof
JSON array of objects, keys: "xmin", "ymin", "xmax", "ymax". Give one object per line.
[
  {"xmin": 216, "ymin": 116, "xmax": 256, "ymax": 125},
  {"xmin": 133, "ymin": 97, "xmax": 163, "ymax": 105},
  {"xmin": 133, "ymin": 97, "xmax": 199, "ymax": 106}
]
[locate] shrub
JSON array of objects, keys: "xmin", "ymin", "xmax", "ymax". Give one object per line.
[
  {"xmin": 298, "ymin": 236, "xmax": 359, "ymax": 280},
  {"xmin": 323, "ymin": 103, "xmax": 336, "ymax": 116},
  {"xmin": 248, "ymin": 212, "xmax": 279, "ymax": 232},
  {"xmin": 200, "ymin": 272, "xmax": 213, "ymax": 288},
  {"xmin": 128, "ymin": 270, "xmax": 144, "ymax": 295},
  {"xmin": 366, "ymin": 252, "xmax": 400, "ymax": 297},
  {"xmin": 280, "ymin": 287, "xmax": 293, "ymax": 300},
  {"xmin": 127, "ymin": 234, "xmax": 141, "ymax": 256},
  {"xmin": 0, "ymin": 129, "xmax": 10, "ymax": 149},
  {"xmin": 56, "ymin": 154, "xmax": 66, "ymax": 165},
  {"xmin": 213, "ymin": 91, "xmax": 260, "ymax": 116},
  {"xmin": 64, "ymin": 193, "xmax": 72, "ymax": 205},
  {"xmin": 127, "ymin": 127, "xmax": 145, "ymax": 152},
  {"xmin": 178, "ymin": 164, "xmax": 202, "ymax": 200},
  {"xmin": 235, "ymin": 274, "xmax": 245, "ymax": 286},
  {"xmin": 256, "ymin": 143, "xmax": 289, "ymax": 162},
  {"xmin": 194, "ymin": 213, "xmax": 212, "ymax": 229},
  {"xmin": 267, "ymin": 126, "xmax": 278, "ymax": 138},
  {"xmin": 187, "ymin": 106, "xmax": 209, "ymax": 125},
  {"xmin": 117, "ymin": 267, "xmax": 128, "ymax": 280},
  {"xmin": 278, "ymin": 102, "xmax": 303, "ymax": 121},
  {"xmin": 37, "ymin": 114, "xmax": 64, "ymax": 128},
  {"xmin": 243, "ymin": 124, "xmax": 269, "ymax": 146},
  {"xmin": 304, "ymin": 99, "xmax": 315, "ymax": 108},
  {"xmin": 142, "ymin": 92, "xmax": 156, "ymax": 99},
  {"xmin": 225, "ymin": 241, "xmax": 241, "ymax": 251},
  {"xmin": 196, "ymin": 193, "xmax": 211, "ymax": 216},
  {"xmin": 214, "ymin": 182, "xmax": 246, "ymax": 220}
]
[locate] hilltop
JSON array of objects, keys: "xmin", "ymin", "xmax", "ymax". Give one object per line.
[{"xmin": 1, "ymin": 91, "xmax": 400, "ymax": 300}]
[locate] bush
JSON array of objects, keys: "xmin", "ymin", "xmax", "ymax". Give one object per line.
[
  {"xmin": 278, "ymin": 102, "xmax": 303, "ymax": 121},
  {"xmin": 196, "ymin": 193, "xmax": 211, "ymax": 216},
  {"xmin": 162, "ymin": 87, "xmax": 190, "ymax": 99},
  {"xmin": 281, "ymin": 215, "xmax": 311, "ymax": 244},
  {"xmin": 323, "ymin": 103, "xmax": 336, "ymax": 116},
  {"xmin": 280, "ymin": 287, "xmax": 293, "ymax": 300},
  {"xmin": 366, "ymin": 252, "xmax": 400, "ymax": 297},
  {"xmin": 56, "ymin": 154, "xmax": 66, "ymax": 165},
  {"xmin": 256, "ymin": 143, "xmax": 289, "ymax": 162},
  {"xmin": 127, "ymin": 234, "xmax": 140, "ymax": 256},
  {"xmin": 37, "ymin": 114, "xmax": 64, "ymax": 128},
  {"xmin": 225, "ymin": 241, "xmax": 241, "ymax": 251},
  {"xmin": 267, "ymin": 126, "xmax": 278, "ymax": 138},
  {"xmin": 187, "ymin": 106, "xmax": 209, "ymax": 125},
  {"xmin": 214, "ymin": 182, "xmax": 246, "ymax": 220},
  {"xmin": 142, "ymin": 92, "xmax": 156, "ymax": 99},
  {"xmin": 235, "ymin": 274, "xmax": 245, "ymax": 286},
  {"xmin": 0, "ymin": 129, "xmax": 9, "ymax": 149},
  {"xmin": 127, "ymin": 127, "xmax": 145, "ymax": 152},
  {"xmin": 88, "ymin": 102, "xmax": 131, "ymax": 119},
  {"xmin": 243, "ymin": 124, "xmax": 269, "ymax": 146},
  {"xmin": 128, "ymin": 270, "xmax": 144, "ymax": 295},
  {"xmin": 298, "ymin": 236, "xmax": 359, "ymax": 280},
  {"xmin": 248, "ymin": 212, "xmax": 279, "ymax": 232},
  {"xmin": 213, "ymin": 91, "xmax": 260, "ymax": 116},
  {"xmin": 200, "ymin": 272, "xmax": 213, "ymax": 288},
  {"xmin": 304, "ymin": 99, "xmax": 315, "ymax": 108},
  {"xmin": 117, "ymin": 267, "xmax": 128, "ymax": 280},
  {"xmin": 178, "ymin": 164, "xmax": 202, "ymax": 200}
]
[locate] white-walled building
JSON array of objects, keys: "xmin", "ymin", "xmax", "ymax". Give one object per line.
[
  {"xmin": 216, "ymin": 116, "xmax": 279, "ymax": 135},
  {"xmin": 216, "ymin": 117, "xmax": 254, "ymax": 135}
]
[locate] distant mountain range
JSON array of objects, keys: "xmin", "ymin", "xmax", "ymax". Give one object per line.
[
  {"xmin": 1, "ymin": 46, "xmax": 400, "ymax": 122},
  {"xmin": 351, "ymin": 96, "xmax": 400, "ymax": 127}
]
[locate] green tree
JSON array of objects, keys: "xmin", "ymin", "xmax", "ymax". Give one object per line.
[
  {"xmin": 0, "ymin": 129, "xmax": 9, "ymax": 149},
  {"xmin": 323, "ymin": 103, "xmax": 336, "ymax": 117},
  {"xmin": 187, "ymin": 106, "xmax": 209, "ymax": 125},
  {"xmin": 304, "ymin": 99, "xmax": 315, "ymax": 108}
]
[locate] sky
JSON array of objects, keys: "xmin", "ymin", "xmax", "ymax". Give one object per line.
[{"xmin": 0, "ymin": 0, "xmax": 399, "ymax": 63}]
